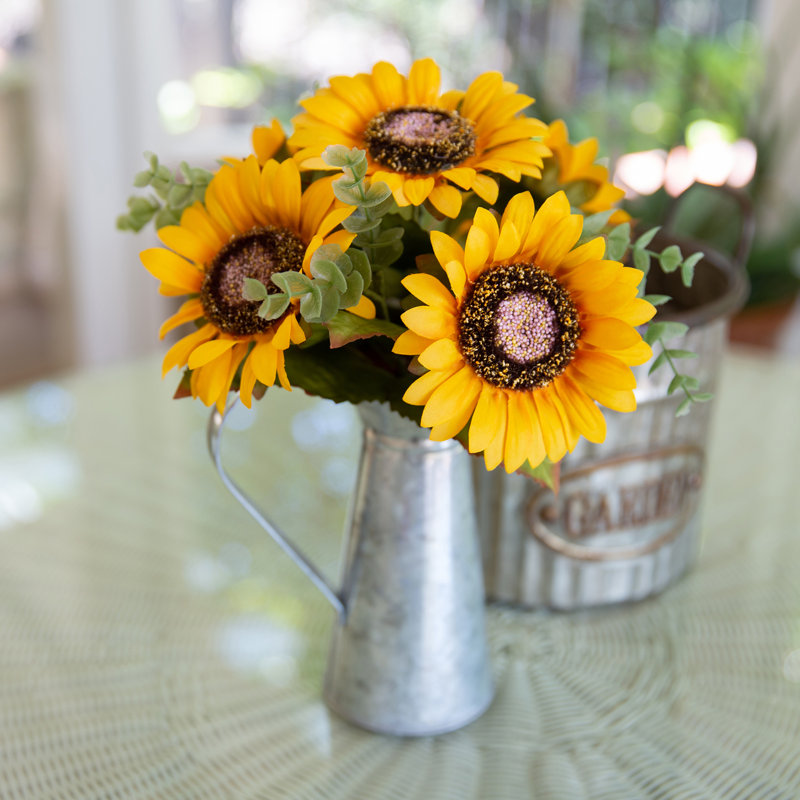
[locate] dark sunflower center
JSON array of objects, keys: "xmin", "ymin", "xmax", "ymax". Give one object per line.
[
  {"xmin": 458, "ymin": 263, "xmax": 580, "ymax": 390},
  {"xmin": 363, "ymin": 106, "xmax": 476, "ymax": 174},
  {"xmin": 200, "ymin": 226, "xmax": 304, "ymax": 336}
]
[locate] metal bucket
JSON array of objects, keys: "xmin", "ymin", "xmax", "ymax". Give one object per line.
[{"xmin": 477, "ymin": 185, "xmax": 752, "ymax": 610}]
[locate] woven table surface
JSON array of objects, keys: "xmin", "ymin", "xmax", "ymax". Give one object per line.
[{"xmin": 0, "ymin": 350, "xmax": 798, "ymax": 799}]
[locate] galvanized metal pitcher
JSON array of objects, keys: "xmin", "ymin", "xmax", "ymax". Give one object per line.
[{"xmin": 207, "ymin": 400, "xmax": 493, "ymax": 737}]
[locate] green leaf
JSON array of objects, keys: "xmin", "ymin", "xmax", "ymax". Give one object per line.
[
  {"xmin": 375, "ymin": 226, "xmax": 404, "ymax": 243},
  {"xmin": 635, "ymin": 226, "xmax": 661, "ymax": 249},
  {"xmin": 606, "ymin": 222, "xmax": 631, "ymax": 261},
  {"xmin": 658, "ymin": 244, "xmax": 682, "ymax": 272},
  {"xmin": 242, "ymin": 277, "xmax": 269, "ymax": 301},
  {"xmin": 643, "ymin": 294, "xmax": 671, "ymax": 306},
  {"xmin": 681, "ymin": 251, "xmax": 703, "ymax": 288},
  {"xmin": 271, "ymin": 271, "xmax": 312, "ymax": 296},
  {"xmin": 362, "ymin": 181, "xmax": 392, "ymax": 207},
  {"xmin": 283, "ymin": 337, "xmax": 411, "ymax": 407},
  {"xmin": 332, "ymin": 181, "xmax": 364, "ymax": 206},
  {"xmin": 311, "ymin": 259, "xmax": 348, "ymax": 292},
  {"xmin": 664, "ymin": 349, "xmax": 698, "ymax": 360},
  {"xmin": 343, "ymin": 213, "xmax": 381, "ymax": 234},
  {"xmin": 693, "ymin": 392, "xmax": 713, "ymax": 402},
  {"xmin": 667, "ymin": 374, "xmax": 686, "ymax": 395},
  {"xmin": 643, "ymin": 320, "xmax": 690, "ymax": 344},
  {"xmin": 324, "ymin": 310, "xmax": 405, "ymax": 348},
  {"xmin": 299, "ymin": 283, "xmax": 323, "ymax": 319},
  {"xmin": 648, "ymin": 350, "xmax": 668, "ymax": 375},
  {"xmin": 167, "ymin": 183, "xmax": 192, "ymax": 207},
  {"xmin": 339, "ymin": 270, "xmax": 364, "ymax": 309},
  {"xmin": 517, "ymin": 458, "xmax": 559, "ymax": 492},
  {"xmin": 578, "ymin": 209, "xmax": 615, "ymax": 242},
  {"xmin": 633, "ymin": 247, "xmax": 651, "ymax": 273},
  {"xmin": 312, "ymin": 243, "xmax": 344, "ymax": 264},
  {"xmin": 676, "ymin": 397, "xmax": 692, "ymax": 416},
  {"xmin": 258, "ymin": 293, "xmax": 290, "ymax": 320},
  {"xmin": 133, "ymin": 170, "xmax": 153, "ymax": 188},
  {"xmin": 154, "ymin": 207, "xmax": 180, "ymax": 229},
  {"xmin": 348, "ymin": 248, "xmax": 372, "ymax": 290},
  {"xmin": 318, "ymin": 285, "xmax": 341, "ymax": 322},
  {"xmin": 321, "ymin": 144, "xmax": 356, "ymax": 167},
  {"xmin": 370, "ymin": 195, "xmax": 397, "ymax": 217}
]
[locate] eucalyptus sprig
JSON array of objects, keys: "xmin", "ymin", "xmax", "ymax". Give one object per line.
[
  {"xmin": 117, "ymin": 153, "xmax": 212, "ymax": 232},
  {"xmin": 243, "ymin": 244, "xmax": 372, "ymax": 325},
  {"xmin": 583, "ymin": 213, "xmax": 711, "ymax": 417}
]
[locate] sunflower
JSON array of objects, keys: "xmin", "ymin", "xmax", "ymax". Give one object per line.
[
  {"xmin": 543, "ymin": 120, "xmax": 630, "ymax": 223},
  {"xmin": 289, "ymin": 58, "xmax": 550, "ymax": 218},
  {"xmin": 393, "ymin": 190, "xmax": 656, "ymax": 473},
  {"xmin": 140, "ymin": 156, "xmax": 367, "ymax": 411}
]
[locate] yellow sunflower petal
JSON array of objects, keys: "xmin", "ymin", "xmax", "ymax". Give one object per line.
[
  {"xmin": 403, "ymin": 364, "xmax": 461, "ymax": 406},
  {"xmin": 471, "ymin": 174, "xmax": 499, "ymax": 204},
  {"xmin": 532, "ymin": 390, "xmax": 568, "ymax": 463},
  {"xmin": 252, "ymin": 119, "xmax": 285, "ymax": 164},
  {"xmin": 158, "ymin": 298, "xmax": 204, "ymax": 340},
  {"xmin": 162, "ymin": 324, "xmax": 216, "ymax": 377},
  {"xmin": 494, "ymin": 220, "xmax": 521, "ymax": 262},
  {"xmin": 461, "ymin": 71, "xmax": 503, "ymax": 122},
  {"xmin": 329, "ymin": 75, "xmax": 381, "ymax": 120},
  {"xmin": 430, "ymin": 231, "xmax": 465, "ymax": 270},
  {"xmin": 141, "ymin": 248, "xmax": 203, "ymax": 293},
  {"xmin": 276, "ymin": 351, "xmax": 291, "ymax": 391},
  {"xmin": 273, "ymin": 159, "xmax": 302, "ymax": 230},
  {"xmin": 346, "ymin": 295, "xmax": 376, "ymax": 319},
  {"xmin": 473, "ymin": 207, "xmax": 500, "ymax": 255},
  {"xmin": 180, "ymin": 203, "xmax": 226, "ymax": 252},
  {"xmin": 554, "ymin": 375, "xmax": 606, "ymax": 444},
  {"xmin": 289, "ymin": 315, "xmax": 307, "ymax": 344},
  {"xmin": 158, "ymin": 225, "xmax": 214, "ymax": 266},
  {"xmin": 249, "ymin": 341, "xmax": 278, "ymax": 387},
  {"xmin": 483, "ymin": 398, "xmax": 508, "ymax": 471},
  {"xmin": 571, "ymin": 371, "xmax": 636, "ymax": 413},
  {"xmin": 371, "ymin": 61, "xmax": 405, "ymax": 108},
  {"xmin": 504, "ymin": 391, "xmax": 535, "ymax": 473},
  {"xmin": 521, "ymin": 190, "xmax": 571, "ymax": 258},
  {"xmin": 464, "ymin": 224, "xmax": 492, "ymax": 280},
  {"xmin": 444, "ymin": 260, "xmax": 467, "ymax": 302},
  {"xmin": 559, "ymin": 236, "xmax": 607, "ymax": 270},
  {"xmin": 469, "ymin": 383, "xmax": 505, "ymax": 454},
  {"xmin": 194, "ymin": 349, "xmax": 233, "ymax": 407},
  {"xmin": 443, "ymin": 166, "xmax": 477, "ymax": 190},
  {"xmin": 271, "ymin": 315, "xmax": 294, "ymax": 350},
  {"xmin": 581, "ymin": 317, "xmax": 642, "ymax": 350},
  {"xmin": 239, "ymin": 356, "xmax": 258, "ymax": 408},
  {"xmin": 536, "ymin": 213, "xmax": 583, "ymax": 271},
  {"xmin": 393, "ymin": 329, "xmax": 432, "ymax": 356},
  {"xmin": 608, "ymin": 339, "xmax": 653, "ymax": 366},
  {"xmin": 421, "ymin": 365, "xmax": 480, "ymax": 428},
  {"xmin": 407, "ymin": 58, "xmax": 441, "ymax": 105},
  {"xmin": 429, "ymin": 378, "xmax": 480, "ymax": 442},
  {"xmin": 187, "ymin": 338, "xmax": 237, "ymax": 370},
  {"xmin": 562, "ymin": 259, "xmax": 623, "ymax": 293},
  {"xmin": 401, "ymin": 273, "xmax": 456, "ymax": 311},
  {"xmin": 400, "ymin": 305, "xmax": 457, "ymax": 340},
  {"xmin": 419, "ymin": 338, "xmax": 464, "ymax": 371},
  {"xmin": 427, "ymin": 183, "xmax": 462, "ymax": 218},
  {"xmin": 403, "ymin": 176, "xmax": 436, "ymax": 206},
  {"xmin": 572, "ymin": 349, "xmax": 636, "ymax": 390},
  {"xmin": 499, "ymin": 191, "xmax": 535, "ymax": 246},
  {"xmin": 611, "ymin": 297, "xmax": 657, "ymax": 326}
]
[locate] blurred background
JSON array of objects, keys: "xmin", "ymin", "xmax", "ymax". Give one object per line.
[{"xmin": 1, "ymin": 0, "xmax": 798, "ymax": 388}]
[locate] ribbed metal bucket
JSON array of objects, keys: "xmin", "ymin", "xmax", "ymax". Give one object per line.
[{"xmin": 477, "ymin": 186, "xmax": 751, "ymax": 610}]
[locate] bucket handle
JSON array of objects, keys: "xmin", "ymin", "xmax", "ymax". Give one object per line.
[
  {"xmin": 207, "ymin": 400, "xmax": 347, "ymax": 622},
  {"xmin": 663, "ymin": 182, "xmax": 755, "ymax": 269}
]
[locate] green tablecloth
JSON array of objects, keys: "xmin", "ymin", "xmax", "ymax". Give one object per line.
[{"xmin": 0, "ymin": 350, "xmax": 798, "ymax": 799}]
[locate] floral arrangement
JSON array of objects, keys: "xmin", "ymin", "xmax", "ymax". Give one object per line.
[{"xmin": 120, "ymin": 59, "xmax": 706, "ymax": 487}]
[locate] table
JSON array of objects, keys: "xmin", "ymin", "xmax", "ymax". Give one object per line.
[{"xmin": 0, "ymin": 350, "xmax": 798, "ymax": 799}]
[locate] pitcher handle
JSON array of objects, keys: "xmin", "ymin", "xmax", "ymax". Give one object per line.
[{"xmin": 207, "ymin": 399, "xmax": 346, "ymax": 622}]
